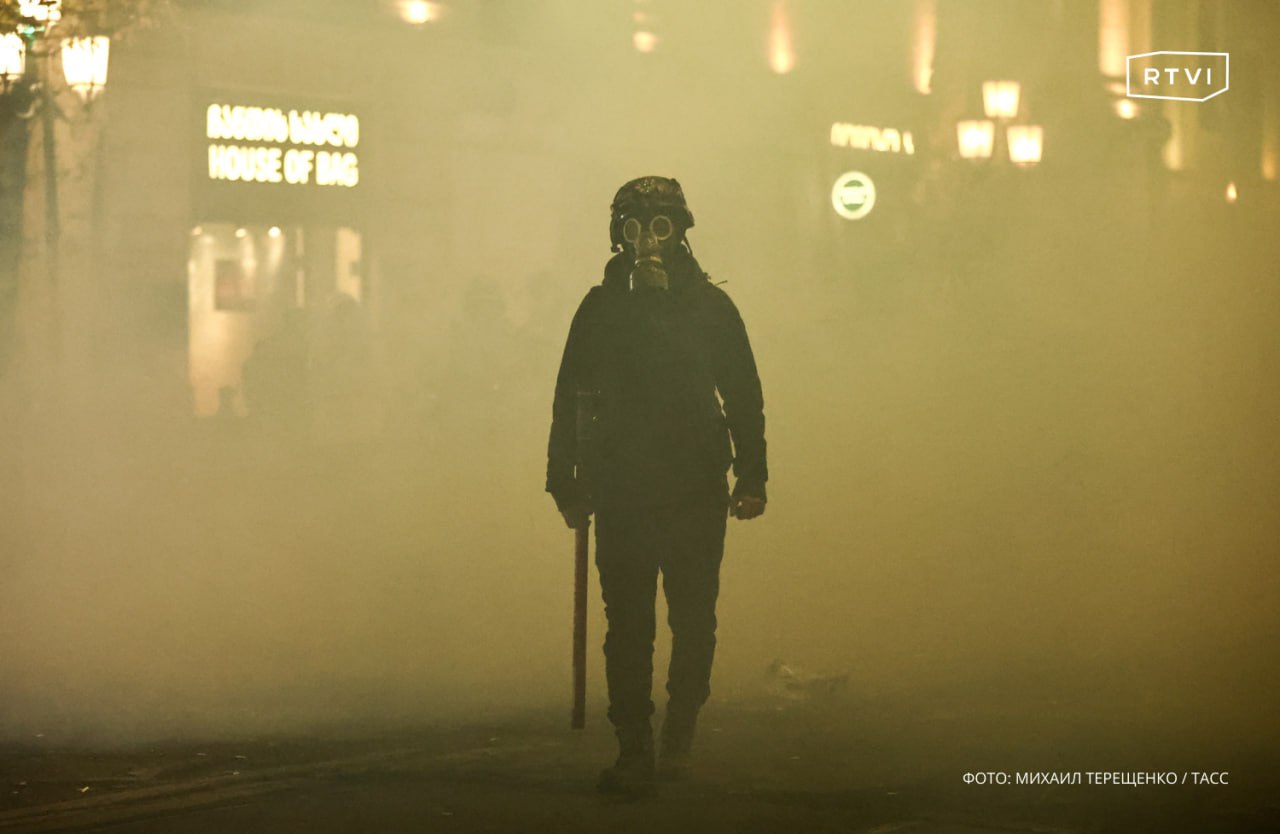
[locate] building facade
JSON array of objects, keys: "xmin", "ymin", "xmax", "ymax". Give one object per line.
[{"xmin": 5, "ymin": 0, "xmax": 1277, "ymax": 434}]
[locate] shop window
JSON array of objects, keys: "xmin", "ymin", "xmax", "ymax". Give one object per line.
[{"xmin": 187, "ymin": 223, "xmax": 365, "ymax": 421}]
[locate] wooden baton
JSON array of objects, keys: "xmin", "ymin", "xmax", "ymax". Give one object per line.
[
  {"xmin": 572, "ymin": 521, "xmax": 589, "ymax": 730},
  {"xmin": 571, "ymin": 388, "xmax": 598, "ymax": 731}
]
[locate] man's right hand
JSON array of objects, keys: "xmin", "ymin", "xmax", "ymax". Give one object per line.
[{"xmin": 559, "ymin": 498, "xmax": 593, "ymax": 530}]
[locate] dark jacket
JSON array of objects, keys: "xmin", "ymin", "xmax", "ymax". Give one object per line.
[{"xmin": 546, "ymin": 249, "xmax": 767, "ymax": 511}]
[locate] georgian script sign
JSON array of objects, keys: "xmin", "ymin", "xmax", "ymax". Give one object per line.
[
  {"xmin": 206, "ymin": 102, "xmax": 361, "ymax": 188},
  {"xmin": 830, "ymin": 122, "xmax": 916, "ymax": 155}
]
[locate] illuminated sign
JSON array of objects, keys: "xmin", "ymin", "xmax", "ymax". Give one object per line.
[
  {"xmin": 830, "ymin": 122, "xmax": 915, "ymax": 155},
  {"xmin": 206, "ymin": 103, "xmax": 360, "ymax": 188},
  {"xmin": 831, "ymin": 171, "xmax": 876, "ymax": 220}
]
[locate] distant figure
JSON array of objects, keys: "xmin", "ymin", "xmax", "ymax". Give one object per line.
[
  {"xmin": 243, "ymin": 309, "xmax": 309, "ymax": 436},
  {"xmin": 440, "ymin": 276, "xmax": 523, "ymax": 442},
  {"xmin": 546, "ymin": 177, "xmax": 769, "ymax": 795},
  {"xmin": 522, "ymin": 269, "xmax": 574, "ymax": 362},
  {"xmin": 312, "ymin": 293, "xmax": 380, "ymax": 446}
]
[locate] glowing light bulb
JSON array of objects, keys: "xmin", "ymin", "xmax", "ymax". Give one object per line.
[
  {"xmin": 398, "ymin": 1, "xmax": 441, "ymax": 25},
  {"xmin": 1007, "ymin": 125, "xmax": 1044, "ymax": 167},
  {"xmin": 60, "ymin": 36, "xmax": 110, "ymax": 102},
  {"xmin": 0, "ymin": 34, "xmax": 26, "ymax": 90},
  {"xmin": 956, "ymin": 120, "xmax": 995, "ymax": 160},
  {"xmin": 19, "ymin": 0, "xmax": 61, "ymax": 24},
  {"xmin": 911, "ymin": 0, "xmax": 936, "ymax": 95},
  {"xmin": 982, "ymin": 80, "xmax": 1020, "ymax": 120},
  {"xmin": 768, "ymin": 2, "xmax": 796, "ymax": 75},
  {"xmin": 633, "ymin": 30, "xmax": 657, "ymax": 53}
]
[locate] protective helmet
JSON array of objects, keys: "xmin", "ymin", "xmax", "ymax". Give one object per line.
[{"xmin": 609, "ymin": 176, "xmax": 695, "ymax": 251}]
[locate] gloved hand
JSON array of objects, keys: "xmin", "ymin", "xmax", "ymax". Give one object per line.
[
  {"xmin": 730, "ymin": 494, "xmax": 766, "ymax": 520},
  {"xmin": 730, "ymin": 479, "xmax": 767, "ymax": 520},
  {"xmin": 551, "ymin": 482, "xmax": 594, "ymax": 530},
  {"xmin": 559, "ymin": 497, "xmax": 594, "ymax": 530}
]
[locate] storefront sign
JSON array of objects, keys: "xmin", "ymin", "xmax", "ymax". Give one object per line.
[
  {"xmin": 206, "ymin": 103, "xmax": 360, "ymax": 187},
  {"xmin": 831, "ymin": 171, "xmax": 876, "ymax": 220},
  {"xmin": 830, "ymin": 122, "xmax": 915, "ymax": 155}
]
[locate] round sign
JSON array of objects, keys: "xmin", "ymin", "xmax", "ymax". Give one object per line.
[{"xmin": 831, "ymin": 170, "xmax": 876, "ymax": 220}]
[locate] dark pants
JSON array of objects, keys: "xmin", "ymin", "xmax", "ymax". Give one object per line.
[{"xmin": 594, "ymin": 487, "xmax": 729, "ymax": 730}]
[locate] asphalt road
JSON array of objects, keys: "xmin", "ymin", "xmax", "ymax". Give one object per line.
[{"xmin": 2, "ymin": 693, "xmax": 1277, "ymax": 834}]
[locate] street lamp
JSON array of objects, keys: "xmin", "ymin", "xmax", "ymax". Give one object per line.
[
  {"xmin": 1113, "ymin": 97, "xmax": 1138, "ymax": 119},
  {"xmin": 632, "ymin": 30, "xmax": 657, "ymax": 53},
  {"xmin": 631, "ymin": 0, "xmax": 659, "ymax": 53},
  {"xmin": 18, "ymin": 0, "xmax": 62, "ymax": 26},
  {"xmin": 956, "ymin": 119, "xmax": 995, "ymax": 160},
  {"xmin": 2, "ymin": 2, "xmax": 111, "ymax": 112},
  {"xmin": 982, "ymin": 80, "xmax": 1020, "ymax": 120},
  {"xmin": 1006, "ymin": 125, "xmax": 1044, "ymax": 167},
  {"xmin": 767, "ymin": 1, "xmax": 796, "ymax": 75},
  {"xmin": 957, "ymin": 80, "xmax": 1042, "ymax": 168},
  {"xmin": 59, "ymin": 35, "xmax": 108, "ymax": 102},
  {"xmin": 1, "ymin": 0, "xmax": 112, "ymax": 352},
  {"xmin": 0, "ymin": 33, "xmax": 25, "ymax": 91},
  {"xmin": 396, "ymin": 1, "xmax": 444, "ymax": 26}
]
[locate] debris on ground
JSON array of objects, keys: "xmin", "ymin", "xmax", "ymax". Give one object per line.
[{"xmin": 765, "ymin": 658, "xmax": 849, "ymax": 701}]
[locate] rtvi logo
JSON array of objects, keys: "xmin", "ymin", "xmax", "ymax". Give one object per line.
[{"xmin": 1126, "ymin": 51, "xmax": 1229, "ymax": 102}]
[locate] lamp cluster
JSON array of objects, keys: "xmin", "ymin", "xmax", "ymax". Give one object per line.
[
  {"xmin": 1, "ymin": 0, "xmax": 110, "ymax": 103},
  {"xmin": 956, "ymin": 80, "xmax": 1044, "ymax": 167}
]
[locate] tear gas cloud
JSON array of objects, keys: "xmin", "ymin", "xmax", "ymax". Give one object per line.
[{"xmin": 0, "ymin": 0, "xmax": 1277, "ymax": 751}]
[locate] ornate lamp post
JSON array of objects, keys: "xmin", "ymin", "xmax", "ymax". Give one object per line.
[
  {"xmin": 0, "ymin": 0, "xmax": 111, "ymax": 360},
  {"xmin": 956, "ymin": 80, "xmax": 1043, "ymax": 169},
  {"xmin": 941, "ymin": 80, "xmax": 1043, "ymax": 282}
]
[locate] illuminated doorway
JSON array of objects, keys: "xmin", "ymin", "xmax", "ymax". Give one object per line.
[{"xmin": 187, "ymin": 223, "xmax": 363, "ymax": 418}]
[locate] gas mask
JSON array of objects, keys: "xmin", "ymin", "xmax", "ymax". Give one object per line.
[
  {"xmin": 620, "ymin": 212, "xmax": 678, "ymax": 291},
  {"xmin": 608, "ymin": 176, "xmax": 695, "ymax": 293}
]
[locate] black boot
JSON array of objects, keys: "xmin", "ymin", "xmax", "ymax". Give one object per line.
[
  {"xmin": 657, "ymin": 708, "xmax": 697, "ymax": 781},
  {"xmin": 597, "ymin": 721, "xmax": 655, "ymax": 796}
]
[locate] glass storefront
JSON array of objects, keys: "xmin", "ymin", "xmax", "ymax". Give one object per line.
[{"xmin": 187, "ymin": 222, "xmax": 363, "ymax": 419}]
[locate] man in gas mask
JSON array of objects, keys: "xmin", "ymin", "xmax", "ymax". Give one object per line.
[{"xmin": 546, "ymin": 176, "xmax": 768, "ymax": 795}]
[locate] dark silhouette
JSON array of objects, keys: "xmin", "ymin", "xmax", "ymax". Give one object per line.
[
  {"xmin": 242, "ymin": 308, "xmax": 309, "ymax": 437},
  {"xmin": 546, "ymin": 177, "xmax": 769, "ymax": 796},
  {"xmin": 312, "ymin": 293, "xmax": 379, "ymax": 446}
]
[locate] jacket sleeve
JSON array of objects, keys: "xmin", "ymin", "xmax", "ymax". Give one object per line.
[
  {"xmin": 709, "ymin": 289, "xmax": 768, "ymax": 500},
  {"xmin": 546, "ymin": 291, "xmax": 595, "ymax": 510}
]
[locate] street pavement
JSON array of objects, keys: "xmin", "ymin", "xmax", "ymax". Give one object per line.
[{"xmin": 2, "ymin": 692, "xmax": 1277, "ymax": 833}]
